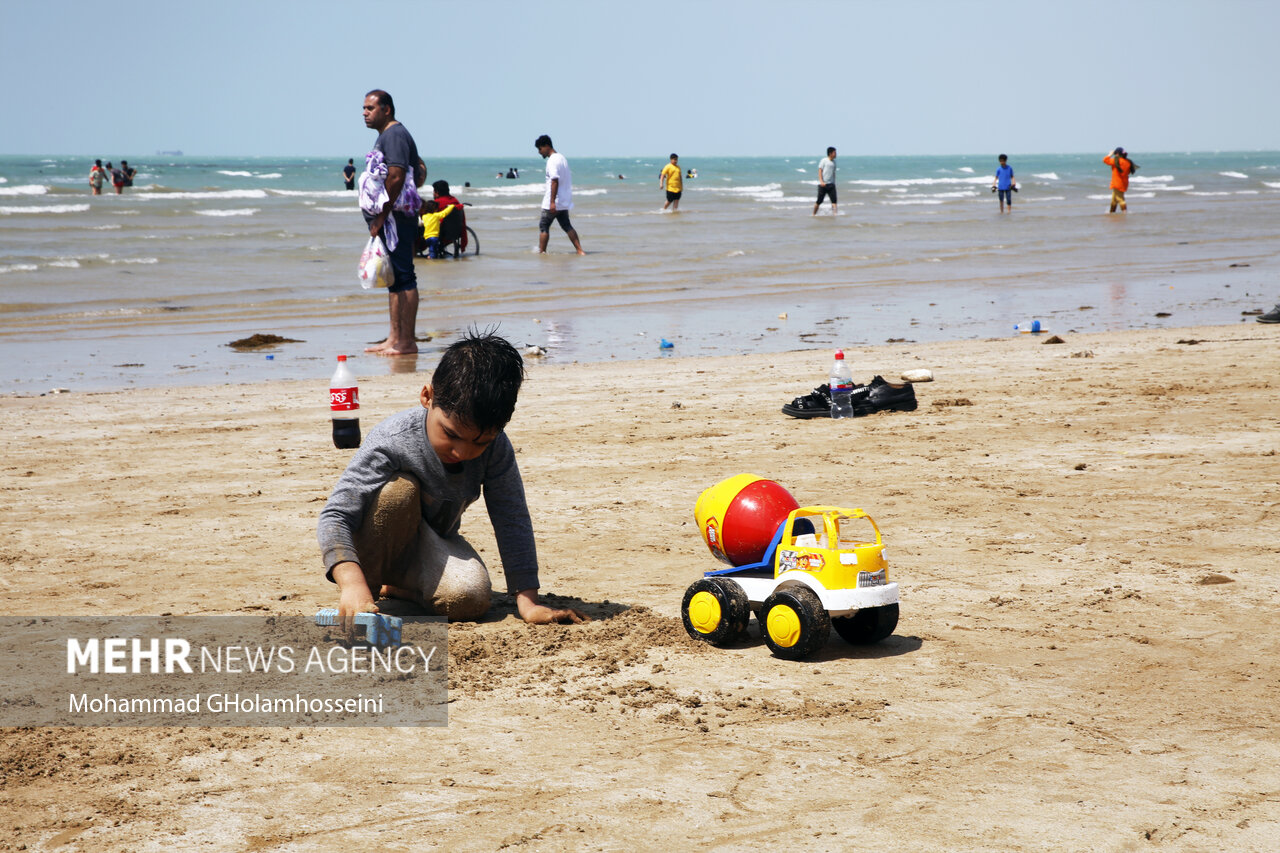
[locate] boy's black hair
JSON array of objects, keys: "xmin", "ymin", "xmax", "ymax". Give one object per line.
[
  {"xmin": 423, "ymin": 199, "xmax": 439, "ymax": 212},
  {"xmin": 998, "ymin": 153, "xmax": 1007, "ymax": 161},
  {"xmin": 535, "ymin": 134, "xmax": 553, "ymax": 149},
  {"xmin": 431, "ymin": 329, "xmax": 525, "ymax": 433},
  {"xmin": 827, "ymin": 146, "xmax": 836, "ymax": 156},
  {"xmin": 432, "ymin": 179, "xmax": 450, "ymax": 196}
]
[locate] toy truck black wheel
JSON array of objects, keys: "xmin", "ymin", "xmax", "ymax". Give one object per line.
[
  {"xmin": 760, "ymin": 586, "xmax": 831, "ymax": 660},
  {"xmin": 833, "ymin": 603, "xmax": 899, "ymax": 645},
  {"xmin": 681, "ymin": 578, "xmax": 750, "ymax": 646}
]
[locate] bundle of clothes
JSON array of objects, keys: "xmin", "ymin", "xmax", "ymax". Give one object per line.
[{"xmin": 357, "ymin": 149, "xmax": 423, "ymax": 251}]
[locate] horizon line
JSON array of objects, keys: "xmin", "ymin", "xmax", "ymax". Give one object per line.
[{"xmin": 4, "ymin": 148, "xmax": 1280, "ymax": 161}]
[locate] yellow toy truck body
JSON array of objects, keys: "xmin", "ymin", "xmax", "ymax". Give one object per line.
[{"xmin": 682, "ymin": 506, "xmax": 900, "ymax": 659}]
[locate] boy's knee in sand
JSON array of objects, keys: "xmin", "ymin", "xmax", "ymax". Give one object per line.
[
  {"xmin": 406, "ymin": 519, "xmax": 492, "ymax": 621},
  {"xmin": 356, "ymin": 474, "xmax": 492, "ymax": 621}
]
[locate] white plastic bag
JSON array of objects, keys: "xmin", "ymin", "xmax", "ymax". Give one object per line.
[{"xmin": 358, "ymin": 235, "xmax": 394, "ymax": 290}]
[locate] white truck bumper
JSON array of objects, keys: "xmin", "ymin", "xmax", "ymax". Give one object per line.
[{"xmin": 731, "ymin": 575, "xmax": 899, "ymax": 616}]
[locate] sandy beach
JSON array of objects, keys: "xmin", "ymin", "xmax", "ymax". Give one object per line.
[{"xmin": 3, "ymin": 322, "xmax": 1280, "ymax": 850}]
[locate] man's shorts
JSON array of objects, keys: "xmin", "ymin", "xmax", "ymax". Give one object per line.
[
  {"xmin": 817, "ymin": 184, "xmax": 837, "ymax": 204},
  {"xmin": 385, "ymin": 211, "xmax": 419, "ymax": 293},
  {"xmin": 999, "ymin": 189, "xmax": 1013, "ymax": 205},
  {"xmin": 666, "ymin": 190, "xmax": 682, "ymax": 202},
  {"xmin": 1110, "ymin": 188, "xmax": 1126, "ymax": 206},
  {"xmin": 539, "ymin": 209, "xmax": 574, "ymax": 234}
]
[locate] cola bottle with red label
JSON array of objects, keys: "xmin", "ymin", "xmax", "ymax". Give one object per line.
[{"xmin": 330, "ymin": 355, "xmax": 361, "ymax": 449}]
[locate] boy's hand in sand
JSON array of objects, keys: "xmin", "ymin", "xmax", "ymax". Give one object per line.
[
  {"xmin": 332, "ymin": 561, "xmax": 379, "ymax": 631},
  {"xmin": 516, "ymin": 589, "xmax": 588, "ymax": 625}
]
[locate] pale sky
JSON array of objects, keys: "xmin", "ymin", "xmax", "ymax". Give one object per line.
[{"xmin": 4, "ymin": 0, "xmax": 1277, "ymax": 157}]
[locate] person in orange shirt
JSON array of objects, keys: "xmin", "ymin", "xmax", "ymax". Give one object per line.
[{"xmin": 1104, "ymin": 147, "xmax": 1137, "ymax": 213}]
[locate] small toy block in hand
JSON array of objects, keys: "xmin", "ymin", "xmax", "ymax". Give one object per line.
[{"xmin": 314, "ymin": 609, "xmax": 403, "ymax": 646}]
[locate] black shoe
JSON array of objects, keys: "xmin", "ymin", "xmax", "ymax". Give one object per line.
[
  {"xmin": 850, "ymin": 375, "xmax": 918, "ymax": 416},
  {"xmin": 782, "ymin": 384, "xmax": 832, "ymax": 418},
  {"xmin": 1257, "ymin": 304, "xmax": 1280, "ymax": 324}
]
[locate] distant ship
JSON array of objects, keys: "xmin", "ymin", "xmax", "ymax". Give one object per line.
[{"xmin": 155, "ymin": 149, "xmax": 184, "ymax": 156}]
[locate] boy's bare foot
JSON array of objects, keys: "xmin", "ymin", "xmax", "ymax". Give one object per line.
[{"xmin": 379, "ymin": 584, "xmax": 417, "ymax": 601}]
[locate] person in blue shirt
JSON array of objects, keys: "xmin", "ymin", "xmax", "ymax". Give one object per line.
[{"xmin": 991, "ymin": 154, "xmax": 1017, "ymax": 214}]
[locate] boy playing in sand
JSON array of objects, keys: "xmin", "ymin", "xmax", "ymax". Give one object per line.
[
  {"xmin": 318, "ymin": 330, "xmax": 587, "ymax": 629},
  {"xmin": 419, "ymin": 199, "xmax": 456, "ymax": 258}
]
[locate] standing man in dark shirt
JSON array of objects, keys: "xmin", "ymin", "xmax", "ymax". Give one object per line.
[
  {"xmin": 120, "ymin": 160, "xmax": 136, "ymax": 191},
  {"xmin": 362, "ymin": 89, "xmax": 426, "ymax": 356},
  {"xmin": 342, "ymin": 158, "xmax": 356, "ymax": 190}
]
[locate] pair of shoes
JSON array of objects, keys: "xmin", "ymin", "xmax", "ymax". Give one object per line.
[
  {"xmin": 1257, "ymin": 304, "xmax": 1280, "ymax": 324},
  {"xmin": 783, "ymin": 377, "xmax": 916, "ymax": 419},
  {"xmin": 782, "ymin": 384, "xmax": 833, "ymax": 418},
  {"xmin": 850, "ymin": 375, "xmax": 918, "ymax": 416}
]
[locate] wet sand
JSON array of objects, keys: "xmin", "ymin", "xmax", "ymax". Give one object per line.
[{"xmin": 3, "ymin": 322, "xmax": 1280, "ymax": 849}]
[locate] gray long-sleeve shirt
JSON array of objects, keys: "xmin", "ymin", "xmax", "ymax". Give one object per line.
[{"xmin": 317, "ymin": 407, "xmax": 539, "ymax": 593}]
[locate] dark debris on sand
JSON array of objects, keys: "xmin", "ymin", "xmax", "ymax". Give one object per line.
[{"xmin": 227, "ymin": 333, "xmax": 303, "ymax": 350}]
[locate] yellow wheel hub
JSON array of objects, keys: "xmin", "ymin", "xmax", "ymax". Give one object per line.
[
  {"xmin": 766, "ymin": 605, "xmax": 802, "ymax": 648},
  {"xmin": 688, "ymin": 591, "xmax": 723, "ymax": 634}
]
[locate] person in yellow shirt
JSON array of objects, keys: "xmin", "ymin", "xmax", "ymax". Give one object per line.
[
  {"xmin": 419, "ymin": 200, "xmax": 456, "ymax": 258},
  {"xmin": 659, "ymin": 153, "xmax": 683, "ymax": 211}
]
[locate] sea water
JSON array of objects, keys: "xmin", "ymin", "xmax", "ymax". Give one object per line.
[{"xmin": 1, "ymin": 152, "xmax": 1277, "ymax": 392}]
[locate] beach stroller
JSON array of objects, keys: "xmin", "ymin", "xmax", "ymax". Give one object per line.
[{"xmin": 435, "ymin": 204, "xmax": 477, "ymax": 258}]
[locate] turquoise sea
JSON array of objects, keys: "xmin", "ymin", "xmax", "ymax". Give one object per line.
[{"xmin": 1, "ymin": 151, "xmax": 1278, "ymax": 392}]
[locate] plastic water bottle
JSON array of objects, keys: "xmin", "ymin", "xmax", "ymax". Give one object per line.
[
  {"xmin": 330, "ymin": 355, "xmax": 361, "ymax": 449},
  {"xmin": 1013, "ymin": 320, "xmax": 1043, "ymax": 333},
  {"xmin": 829, "ymin": 350, "xmax": 855, "ymax": 419}
]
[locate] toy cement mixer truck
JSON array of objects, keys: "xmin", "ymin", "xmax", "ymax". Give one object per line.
[{"xmin": 681, "ymin": 474, "xmax": 900, "ymax": 660}]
